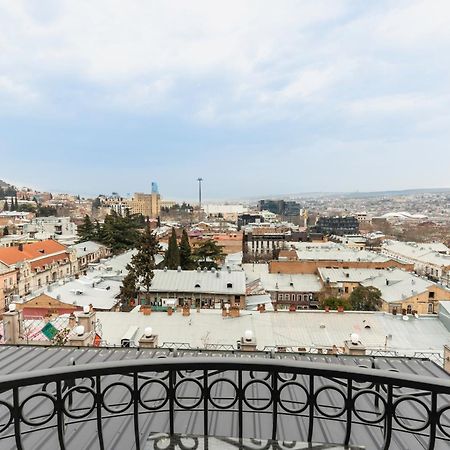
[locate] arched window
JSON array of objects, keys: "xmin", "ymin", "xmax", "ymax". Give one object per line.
[
  {"xmin": 428, "ymin": 303, "xmax": 433, "ymax": 314},
  {"xmin": 227, "ymin": 283, "xmax": 233, "ymax": 288},
  {"xmin": 195, "ymin": 283, "xmax": 201, "ymax": 288},
  {"xmin": 407, "ymin": 305, "xmax": 412, "ymax": 314}
]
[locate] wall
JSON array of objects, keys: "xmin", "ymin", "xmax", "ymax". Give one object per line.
[{"xmin": 381, "ymin": 285, "xmax": 450, "ymax": 315}]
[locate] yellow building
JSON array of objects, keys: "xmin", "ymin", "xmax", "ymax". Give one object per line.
[{"xmin": 129, "ymin": 192, "xmax": 161, "ymax": 218}]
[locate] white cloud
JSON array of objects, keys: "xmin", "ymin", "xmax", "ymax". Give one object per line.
[{"xmin": 0, "ymin": 0, "xmax": 449, "ymax": 129}]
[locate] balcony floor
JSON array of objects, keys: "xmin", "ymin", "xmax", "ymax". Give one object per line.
[{"xmin": 144, "ymin": 434, "xmax": 365, "ymax": 450}]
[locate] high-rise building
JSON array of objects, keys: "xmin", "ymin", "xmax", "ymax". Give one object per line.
[{"xmin": 129, "ymin": 181, "xmax": 161, "ymax": 218}]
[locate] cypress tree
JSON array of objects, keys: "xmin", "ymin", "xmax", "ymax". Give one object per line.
[
  {"xmin": 179, "ymin": 229, "xmax": 193, "ymax": 269},
  {"xmin": 3, "ymin": 200, "xmax": 8, "ymax": 212},
  {"xmin": 13, "ymin": 197, "xmax": 18, "ymax": 210},
  {"xmin": 164, "ymin": 227, "xmax": 180, "ymax": 269}
]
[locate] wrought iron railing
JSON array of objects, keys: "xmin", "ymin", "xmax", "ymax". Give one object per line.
[{"xmin": 0, "ymin": 357, "xmax": 449, "ymax": 449}]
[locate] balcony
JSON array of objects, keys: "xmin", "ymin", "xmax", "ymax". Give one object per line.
[{"xmin": 0, "ymin": 357, "xmax": 449, "ymax": 449}]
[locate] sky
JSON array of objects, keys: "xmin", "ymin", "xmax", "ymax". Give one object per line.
[{"xmin": 0, "ymin": 0, "xmax": 450, "ymax": 201}]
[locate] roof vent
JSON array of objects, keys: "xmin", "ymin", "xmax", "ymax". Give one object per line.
[{"xmin": 197, "ymin": 267, "xmax": 201, "ymax": 272}]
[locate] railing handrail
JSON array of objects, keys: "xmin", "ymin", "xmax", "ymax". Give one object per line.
[{"xmin": 1, "ymin": 357, "xmax": 450, "ymax": 393}]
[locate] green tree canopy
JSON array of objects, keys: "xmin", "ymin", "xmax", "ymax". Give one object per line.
[
  {"xmin": 179, "ymin": 229, "xmax": 193, "ymax": 269},
  {"xmin": 319, "ymin": 296, "xmax": 350, "ymax": 310},
  {"xmin": 119, "ymin": 264, "xmax": 139, "ymax": 308},
  {"xmin": 164, "ymin": 227, "xmax": 180, "ymax": 269},
  {"xmin": 193, "ymin": 239, "xmax": 225, "ymax": 268},
  {"xmin": 2, "ymin": 226, "xmax": 9, "ymax": 236},
  {"xmin": 130, "ymin": 225, "xmax": 161, "ymax": 297},
  {"xmin": 349, "ymin": 286, "xmax": 382, "ymax": 311},
  {"xmin": 77, "ymin": 215, "xmax": 96, "ymax": 242}
]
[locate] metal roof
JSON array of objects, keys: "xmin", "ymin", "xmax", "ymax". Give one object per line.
[
  {"xmin": 0, "ymin": 345, "xmax": 448, "ymax": 450},
  {"xmin": 143, "ymin": 269, "xmax": 246, "ymax": 295},
  {"xmin": 96, "ymin": 309, "xmax": 450, "ymax": 355}
]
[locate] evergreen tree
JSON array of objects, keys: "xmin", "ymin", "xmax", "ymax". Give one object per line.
[
  {"xmin": 349, "ymin": 286, "xmax": 382, "ymax": 311},
  {"xmin": 193, "ymin": 239, "xmax": 225, "ymax": 268},
  {"xmin": 2, "ymin": 200, "xmax": 8, "ymax": 212},
  {"xmin": 77, "ymin": 215, "xmax": 95, "ymax": 242},
  {"xmin": 130, "ymin": 225, "xmax": 160, "ymax": 300},
  {"xmin": 164, "ymin": 227, "xmax": 180, "ymax": 269},
  {"xmin": 3, "ymin": 226, "xmax": 9, "ymax": 236},
  {"xmin": 119, "ymin": 264, "xmax": 138, "ymax": 307},
  {"xmin": 179, "ymin": 229, "xmax": 193, "ymax": 269},
  {"xmin": 13, "ymin": 197, "xmax": 18, "ymax": 210}
]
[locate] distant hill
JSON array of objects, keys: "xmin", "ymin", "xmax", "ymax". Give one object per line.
[{"xmin": 0, "ymin": 180, "xmax": 12, "ymax": 189}]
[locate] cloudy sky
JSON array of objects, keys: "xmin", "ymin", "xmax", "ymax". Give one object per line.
[{"xmin": 1, "ymin": 0, "xmax": 449, "ymax": 200}]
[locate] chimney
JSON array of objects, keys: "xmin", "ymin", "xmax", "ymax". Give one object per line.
[
  {"xmin": 344, "ymin": 333, "xmax": 366, "ymax": 356},
  {"xmin": 78, "ymin": 305, "xmax": 96, "ymax": 334},
  {"xmin": 3, "ymin": 304, "xmax": 20, "ymax": 344},
  {"xmin": 240, "ymin": 330, "xmax": 257, "ymax": 352},
  {"xmin": 444, "ymin": 345, "xmax": 450, "ymax": 373},
  {"xmin": 139, "ymin": 327, "xmax": 159, "ymax": 349},
  {"xmin": 68, "ymin": 325, "xmax": 92, "ymax": 347}
]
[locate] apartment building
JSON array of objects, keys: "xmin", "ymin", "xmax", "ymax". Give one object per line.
[
  {"xmin": 0, "ymin": 240, "xmax": 78, "ymax": 299},
  {"xmin": 382, "ymin": 240, "xmax": 450, "ymax": 286},
  {"xmin": 129, "ymin": 192, "xmax": 161, "ymax": 218}
]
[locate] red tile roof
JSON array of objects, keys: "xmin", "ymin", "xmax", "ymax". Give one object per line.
[{"xmin": 0, "ymin": 240, "xmax": 68, "ymax": 266}]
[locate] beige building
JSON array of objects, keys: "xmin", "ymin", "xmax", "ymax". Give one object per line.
[{"xmin": 129, "ymin": 192, "xmax": 161, "ymax": 218}]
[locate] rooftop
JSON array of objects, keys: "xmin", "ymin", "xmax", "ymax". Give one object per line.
[
  {"xmin": 143, "ymin": 269, "xmax": 246, "ymax": 295},
  {"xmin": 0, "ymin": 239, "xmax": 68, "ymax": 266},
  {"xmin": 96, "ymin": 309, "xmax": 450, "ymax": 355}
]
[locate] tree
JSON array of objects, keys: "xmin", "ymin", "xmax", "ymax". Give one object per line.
[
  {"xmin": 2, "ymin": 226, "xmax": 9, "ymax": 236},
  {"xmin": 319, "ymin": 296, "xmax": 350, "ymax": 310},
  {"xmin": 13, "ymin": 197, "xmax": 18, "ymax": 210},
  {"xmin": 119, "ymin": 264, "xmax": 139, "ymax": 308},
  {"xmin": 164, "ymin": 228, "xmax": 180, "ymax": 269},
  {"xmin": 2, "ymin": 200, "xmax": 8, "ymax": 212},
  {"xmin": 193, "ymin": 239, "xmax": 225, "ymax": 268},
  {"xmin": 179, "ymin": 229, "xmax": 193, "ymax": 269},
  {"xmin": 92, "ymin": 197, "xmax": 102, "ymax": 209},
  {"xmin": 130, "ymin": 225, "xmax": 161, "ymax": 300},
  {"xmin": 78, "ymin": 215, "xmax": 96, "ymax": 242},
  {"xmin": 349, "ymin": 286, "xmax": 382, "ymax": 311}
]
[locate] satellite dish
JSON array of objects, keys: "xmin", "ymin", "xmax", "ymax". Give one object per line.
[
  {"xmin": 144, "ymin": 327, "xmax": 153, "ymax": 338},
  {"xmin": 244, "ymin": 330, "xmax": 254, "ymax": 342}
]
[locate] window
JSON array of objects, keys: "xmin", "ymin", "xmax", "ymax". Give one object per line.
[
  {"xmin": 429, "ymin": 291, "xmax": 435, "ymax": 299},
  {"xmin": 284, "ymin": 294, "xmax": 289, "ymax": 300},
  {"xmin": 428, "ymin": 303, "xmax": 433, "ymax": 314},
  {"xmin": 278, "ymin": 294, "xmax": 283, "ymax": 300},
  {"xmin": 292, "ymin": 293, "xmax": 296, "ymax": 300},
  {"xmin": 407, "ymin": 305, "xmax": 412, "ymax": 314},
  {"xmin": 344, "ymin": 287, "xmax": 349, "ymax": 293},
  {"xmin": 195, "ymin": 283, "xmax": 200, "ymax": 288},
  {"xmin": 227, "ymin": 283, "xmax": 233, "ymax": 288}
]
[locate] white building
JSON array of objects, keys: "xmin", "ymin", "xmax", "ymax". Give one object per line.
[{"xmin": 382, "ymin": 240, "xmax": 450, "ymax": 286}]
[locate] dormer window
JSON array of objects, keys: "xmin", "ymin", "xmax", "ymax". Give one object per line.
[
  {"xmin": 227, "ymin": 283, "xmax": 233, "ymax": 288},
  {"xmin": 195, "ymin": 283, "xmax": 201, "ymax": 288}
]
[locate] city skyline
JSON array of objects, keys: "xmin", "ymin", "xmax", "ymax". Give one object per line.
[{"xmin": 1, "ymin": 1, "xmax": 450, "ymax": 198}]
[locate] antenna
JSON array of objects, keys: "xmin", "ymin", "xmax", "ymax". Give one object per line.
[{"xmin": 197, "ymin": 177, "xmax": 203, "ymax": 216}]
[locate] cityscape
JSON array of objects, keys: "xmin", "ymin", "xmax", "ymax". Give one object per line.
[{"xmin": 1, "ymin": 2, "xmax": 450, "ymax": 450}]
